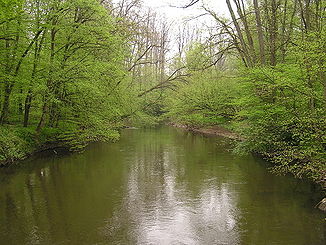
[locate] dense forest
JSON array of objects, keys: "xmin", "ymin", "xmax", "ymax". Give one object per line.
[{"xmin": 0, "ymin": 0, "xmax": 325, "ymax": 185}]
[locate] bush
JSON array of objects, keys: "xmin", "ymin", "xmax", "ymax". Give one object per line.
[
  {"xmin": 0, "ymin": 126, "xmax": 36, "ymax": 164},
  {"xmin": 235, "ymin": 66, "xmax": 326, "ymax": 182}
]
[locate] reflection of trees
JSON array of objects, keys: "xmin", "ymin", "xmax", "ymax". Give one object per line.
[
  {"xmin": 232, "ymin": 155, "xmax": 326, "ymax": 245},
  {"xmin": 0, "ymin": 143, "xmax": 127, "ymax": 245},
  {"xmin": 104, "ymin": 128, "xmax": 240, "ymax": 244},
  {"xmin": 4, "ymin": 192, "xmax": 28, "ymax": 244},
  {"xmin": 25, "ymin": 173, "xmax": 42, "ymax": 244},
  {"xmin": 0, "ymin": 165, "xmax": 69, "ymax": 245}
]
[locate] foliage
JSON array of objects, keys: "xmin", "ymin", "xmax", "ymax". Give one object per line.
[
  {"xmin": 234, "ymin": 65, "xmax": 326, "ymax": 181},
  {"xmin": 164, "ymin": 1, "xmax": 326, "ymax": 183},
  {"xmin": 165, "ymin": 45, "xmax": 240, "ymax": 128},
  {"xmin": 0, "ymin": 126, "xmax": 34, "ymax": 164},
  {"xmin": 0, "ymin": 0, "xmax": 143, "ymax": 163}
]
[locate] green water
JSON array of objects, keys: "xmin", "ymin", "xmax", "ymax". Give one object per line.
[{"xmin": 0, "ymin": 127, "xmax": 324, "ymax": 245}]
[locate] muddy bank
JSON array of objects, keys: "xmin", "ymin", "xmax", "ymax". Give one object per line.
[{"xmin": 169, "ymin": 122, "xmax": 243, "ymax": 140}]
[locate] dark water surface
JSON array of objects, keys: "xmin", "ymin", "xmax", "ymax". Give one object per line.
[{"xmin": 0, "ymin": 127, "xmax": 324, "ymax": 245}]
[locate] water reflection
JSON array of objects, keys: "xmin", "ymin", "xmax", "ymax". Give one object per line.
[
  {"xmin": 0, "ymin": 127, "xmax": 324, "ymax": 245},
  {"xmin": 103, "ymin": 142, "xmax": 241, "ymax": 244}
]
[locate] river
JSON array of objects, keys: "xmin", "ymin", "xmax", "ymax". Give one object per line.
[{"xmin": 0, "ymin": 126, "xmax": 324, "ymax": 244}]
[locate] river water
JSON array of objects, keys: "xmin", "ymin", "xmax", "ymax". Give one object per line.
[{"xmin": 0, "ymin": 127, "xmax": 324, "ymax": 245}]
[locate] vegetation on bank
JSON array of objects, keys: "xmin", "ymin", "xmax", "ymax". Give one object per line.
[
  {"xmin": 0, "ymin": 125, "xmax": 120, "ymax": 165},
  {"xmin": 162, "ymin": 0, "xmax": 326, "ymax": 183},
  {"xmin": 0, "ymin": 0, "xmax": 159, "ymax": 164}
]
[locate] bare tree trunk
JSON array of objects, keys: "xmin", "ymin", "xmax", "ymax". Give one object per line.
[
  {"xmin": 226, "ymin": 0, "xmax": 252, "ymax": 67},
  {"xmin": 253, "ymin": 0, "xmax": 266, "ymax": 65},
  {"xmin": 234, "ymin": 0, "xmax": 256, "ymax": 63},
  {"xmin": 270, "ymin": 0, "xmax": 278, "ymax": 66},
  {"xmin": 280, "ymin": 0, "xmax": 288, "ymax": 62},
  {"xmin": 37, "ymin": 18, "xmax": 56, "ymax": 133}
]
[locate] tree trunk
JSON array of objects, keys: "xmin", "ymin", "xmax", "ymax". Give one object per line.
[
  {"xmin": 36, "ymin": 102, "xmax": 48, "ymax": 133},
  {"xmin": 270, "ymin": 0, "xmax": 278, "ymax": 66},
  {"xmin": 234, "ymin": 0, "xmax": 256, "ymax": 63},
  {"xmin": 323, "ymin": 72, "xmax": 326, "ymax": 106},
  {"xmin": 18, "ymin": 89, "xmax": 23, "ymax": 115},
  {"xmin": 0, "ymin": 84, "xmax": 12, "ymax": 124},
  {"xmin": 23, "ymin": 91, "xmax": 32, "ymax": 127},
  {"xmin": 36, "ymin": 15, "xmax": 56, "ymax": 132},
  {"xmin": 280, "ymin": 0, "xmax": 288, "ymax": 62},
  {"xmin": 226, "ymin": 0, "xmax": 252, "ymax": 67},
  {"xmin": 254, "ymin": 0, "xmax": 266, "ymax": 65}
]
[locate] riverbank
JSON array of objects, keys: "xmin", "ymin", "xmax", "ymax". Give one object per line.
[
  {"xmin": 0, "ymin": 127, "xmax": 68, "ymax": 166},
  {"xmin": 169, "ymin": 122, "xmax": 326, "ymax": 212},
  {"xmin": 169, "ymin": 122, "xmax": 242, "ymax": 140},
  {"xmin": 0, "ymin": 124, "xmax": 120, "ymax": 166}
]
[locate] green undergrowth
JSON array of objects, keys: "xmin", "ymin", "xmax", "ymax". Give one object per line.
[
  {"xmin": 0, "ymin": 124, "xmax": 120, "ymax": 165},
  {"xmin": 163, "ymin": 42, "xmax": 326, "ymax": 184}
]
